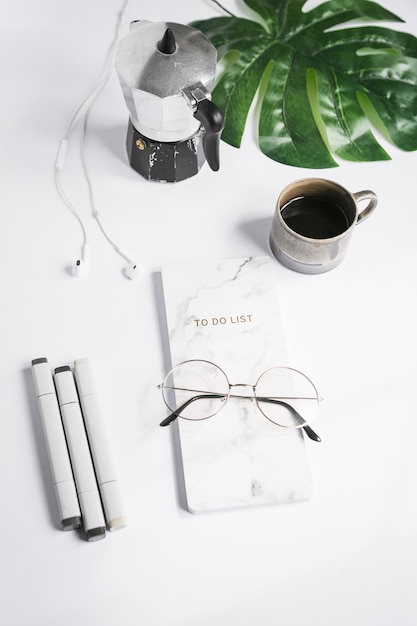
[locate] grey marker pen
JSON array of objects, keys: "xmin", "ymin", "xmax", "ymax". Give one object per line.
[
  {"xmin": 54, "ymin": 366, "xmax": 106, "ymax": 541},
  {"xmin": 31, "ymin": 358, "xmax": 81, "ymax": 530}
]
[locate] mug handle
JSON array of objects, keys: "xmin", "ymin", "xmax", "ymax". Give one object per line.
[{"xmin": 353, "ymin": 190, "xmax": 378, "ymax": 224}]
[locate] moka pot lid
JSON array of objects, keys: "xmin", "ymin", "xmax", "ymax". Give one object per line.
[{"xmin": 116, "ymin": 21, "xmax": 217, "ymax": 98}]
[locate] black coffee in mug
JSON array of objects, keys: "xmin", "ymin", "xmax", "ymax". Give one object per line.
[
  {"xmin": 270, "ymin": 178, "xmax": 377, "ymax": 274},
  {"xmin": 280, "ymin": 195, "xmax": 350, "ymax": 239}
]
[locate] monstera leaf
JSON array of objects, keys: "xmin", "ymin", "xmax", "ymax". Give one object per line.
[{"xmin": 191, "ymin": 0, "xmax": 417, "ymax": 167}]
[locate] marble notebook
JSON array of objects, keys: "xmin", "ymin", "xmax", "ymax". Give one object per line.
[{"xmin": 161, "ymin": 256, "xmax": 313, "ymax": 512}]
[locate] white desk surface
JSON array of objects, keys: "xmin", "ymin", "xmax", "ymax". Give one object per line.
[{"xmin": 1, "ymin": 1, "xmax": 416, "ymax": 624}]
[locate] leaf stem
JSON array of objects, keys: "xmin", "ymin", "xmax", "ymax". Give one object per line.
[{"xmin": 209, "ymin": 0, "xmax": 235, "ymax": 17}]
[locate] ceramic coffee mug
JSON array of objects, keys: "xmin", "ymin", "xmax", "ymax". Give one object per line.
[{"xmin": 269, "ymin": 178, "xmax": 377, "ymax": 274}]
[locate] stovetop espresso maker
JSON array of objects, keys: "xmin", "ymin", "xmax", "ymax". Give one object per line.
[{"xmin": 116, "ymin": 20, "xmax": 224, "ymax": 183}]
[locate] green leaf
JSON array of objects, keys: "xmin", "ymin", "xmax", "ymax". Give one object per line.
[{"xmin": 191, "ymin": 0, "xmax": 417, "ymax": 167}]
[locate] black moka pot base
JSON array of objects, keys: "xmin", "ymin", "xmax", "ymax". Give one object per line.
[{"xmin": 126, "ymin": 119, "xmax": 206, "ymax": 183}]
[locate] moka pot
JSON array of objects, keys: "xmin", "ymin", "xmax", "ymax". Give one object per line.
[{"xmin": 116, "ymin": 20, "xmax": 224, "ymax": 183}]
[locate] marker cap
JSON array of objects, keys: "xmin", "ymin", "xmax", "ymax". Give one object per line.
[
  {"xmin": 101, "ymin": 482, "xmax": 127, "ymax": 531},
  {"xmin": 32, "ymin": 357, "xmax": 55, "ymax": 396},
  {"xmin": 78, "ymin": 490, "xmax": 106, "ymax": 541},
  {"xmin": 55, "ymin": 481, "xmax": 82, "ymax": 530},
  {"xmin": 73, "ymin": 358, "xmax": 98, "ymax": 396},
  {"xmin": 54, "ymin": 366, "xmax": 79, "ymax": 403}
]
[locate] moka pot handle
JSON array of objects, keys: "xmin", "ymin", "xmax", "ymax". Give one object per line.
[{"xmin": 193, "ymin": 99, "xmax": 224, "ymax": 171}]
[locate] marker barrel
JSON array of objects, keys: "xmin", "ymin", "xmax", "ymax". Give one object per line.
[
  {"xmin": 31, "ymin": 358, "xmax": 81, "ymax": 530},
  {"xmin": 54, "ymin": 366, "xmax": 106, "ymax": 541},
  {"xmin": 74, "ymin": 358, "xmax": 126, "ymax": 530}
]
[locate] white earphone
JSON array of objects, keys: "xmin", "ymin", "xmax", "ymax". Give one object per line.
[
  {"xmin": 125, "ymin": 261, "xmax": 143, "ymax": 280},
  {"xmin": 72, "ymin": 244, "xmax": 91, "ymax": 277},
  {"xmin": 54, "ymin": 0, "xmax": 142, "ymax": 281}
]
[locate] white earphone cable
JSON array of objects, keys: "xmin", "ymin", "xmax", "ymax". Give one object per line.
[
  {"xmin": 54, "ymin": 0, "xmax": 133, "ymax": 269},
  {"xmin": 80, "ymin": 88, "xmax": 132, "ymax": 264}
]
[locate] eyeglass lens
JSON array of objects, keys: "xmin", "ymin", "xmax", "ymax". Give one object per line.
[
  {"xmin": 255, "ymin": 367, "xmax": 319, "ymax": 427},
  {"xmin": 162, "ymin": 360, "xmax": 229, "ymax": 420}
]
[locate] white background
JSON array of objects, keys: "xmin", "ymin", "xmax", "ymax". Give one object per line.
[{"xmin": 1, "ymin": 1, "xmax": 416, "ymax": 624}]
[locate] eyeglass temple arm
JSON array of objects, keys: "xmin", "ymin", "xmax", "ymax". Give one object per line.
[
  {"xmin": 160, "ymin": 393, "xmax": 321, "ymax": 442},
  {"xmin": 159, "ymin": 394, "xmax": 225, "ymax": 427},
  {"xmin": 256, "ymin": 396, "xmax": 321, "ymax": 443}
]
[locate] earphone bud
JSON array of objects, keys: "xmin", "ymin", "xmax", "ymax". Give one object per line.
[
  {"xmin": 72, "ymin": 258, "xmax": 86, "ymax": 277},
  {"xmin": 72, "ymin": 244, "xmax": 90, "ymax": 277},
  {"xmin": 125, "ymin": 261, "xmax": 143, "ymax": 280}
]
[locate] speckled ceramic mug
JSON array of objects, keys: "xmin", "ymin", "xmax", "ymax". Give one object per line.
[{"xmin": 269, "ymin": 178, "xmax": 377, "ymax": 274}]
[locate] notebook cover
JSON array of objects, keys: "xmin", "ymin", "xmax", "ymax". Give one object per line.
[{"xmin": 161, "ymin": 256, "xmax": 313, "ymax": 512}]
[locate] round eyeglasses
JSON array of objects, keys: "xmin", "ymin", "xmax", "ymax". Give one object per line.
[{"xmin": 158, "ymin": 359, "xmax": 322, "ymax": 442}]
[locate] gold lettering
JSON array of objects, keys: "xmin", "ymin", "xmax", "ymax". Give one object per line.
[{"xmin": 193, "ymin": 314, "xmax": 254, "ymax": 327}]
